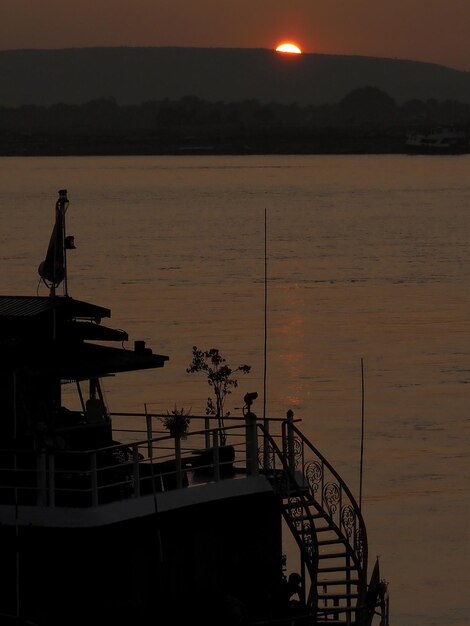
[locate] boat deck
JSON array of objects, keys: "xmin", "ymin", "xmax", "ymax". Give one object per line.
[{"xmin": 0, "ymin": 413, "xmax": 288, "ymax": 515}]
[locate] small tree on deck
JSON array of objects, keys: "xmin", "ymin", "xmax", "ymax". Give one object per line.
[{"xmin": 186, "ymin": 346, "xmax": 251, "ymax": 445}]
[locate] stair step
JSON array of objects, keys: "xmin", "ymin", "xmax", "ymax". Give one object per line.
[
  {"xmin": 317, "ymin": 606, "xmax": 358, "ymax": 626},
  {"xmin": 318, "ymin": 579, "xmax": 360, "ymax": 586},
  {"xmin": 317, "ymin": 605, "xmax": 358, "ymax": 614},
  {"xmin": 317, "ymin": 538, "xmax": 346, "ymax": 546},
  {"xmin": 317, "ymin": 592, "xmax": 359, "ymax": 600},
  {"xmin": 316, "ymin": 525, "xmax": 336, "ymax": 532},
  {"xmin": 317, "ymin": 615, "xmax": 357, "ymax": 624},
  {"xmin": 283, "ymin": 513, "xmax": 328, "ymax": 526},
  {"xmin": 318, "ymin": 552, "xmax": 349, "ymax": 559},
  {"xmin": 318, "ymin": 565, "xmax": 357, "ymax": 573}
]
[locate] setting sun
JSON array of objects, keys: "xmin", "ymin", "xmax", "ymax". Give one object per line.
[{"xmin": 275, "ymin": 42, "xmax": 302, "ymax": 54}]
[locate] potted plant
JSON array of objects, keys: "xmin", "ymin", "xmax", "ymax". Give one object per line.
[{"xmin": 161, "ymin": 405, "xmax": 191, "ymax": 438}]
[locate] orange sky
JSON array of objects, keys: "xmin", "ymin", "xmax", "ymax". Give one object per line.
[{"xmin": 1, "ymin": 0, "xmax": 469, "ymax": 72}]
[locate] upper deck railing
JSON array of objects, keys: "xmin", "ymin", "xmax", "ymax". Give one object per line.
[{"xmin": 0, "ymin": 412, "xmax": 290, "ymax": 509}]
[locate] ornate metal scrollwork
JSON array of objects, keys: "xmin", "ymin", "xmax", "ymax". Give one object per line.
[
  {"xmin": 341, "ymin": 504, "xmax": 356, "ymax": 538},
  {"xmin": 355, "ymin": 525, "xmax": 365, "ymax": 565},
  {"xmin": 286, "ymin": 497, "xmax": 313, "ymax": 540},
  {"xmin": 323, "ymin": 481, "xmax": 340, "ymax": 516},
  {"xmin": 305, "ymin": 460, "xmax": 322, "ymax": 496},
  {"xmin": 293, "ymin": 436, "xmax": 302, "ymax": 469},
  {"xmin": 301, "ymin": 521, "xmax": 315, "ymax": 559},
  {"xmin": 257, "ymin": 441, "xmax": 275, "ymax": 470},
  {"xmin": 287, "ymin": 496, "xmax": 304, "ymax": 529},
  {"xmin": 339, "ymin": 504, "xmax": 365, "ymax": 564}
]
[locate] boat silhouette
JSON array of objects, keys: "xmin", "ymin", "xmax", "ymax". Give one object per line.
[{"xmin": 0, "ymin": 190, "xmax": 389, "ymax": 626}]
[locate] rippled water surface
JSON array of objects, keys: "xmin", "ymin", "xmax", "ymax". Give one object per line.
[{"xmin": 1, "ymin": 154, "xmax": 469, "ymax": 626}]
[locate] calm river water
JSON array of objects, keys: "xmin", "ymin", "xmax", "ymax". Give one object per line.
[{"xmin": 1, "ymin": 155, "xmax": 469, "ymax": 626}]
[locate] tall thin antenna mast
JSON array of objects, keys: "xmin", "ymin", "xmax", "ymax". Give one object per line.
[
  {"xmin": 263, "ymin": 208, "xmax": 268, "ymax": 421},
  {"xmin": 359, "ymin": 357, "xmax": 365, "ymax": 510},
  {"xmin": 261, "ymin": 209, "xmax": 271, "ymax": 473}
]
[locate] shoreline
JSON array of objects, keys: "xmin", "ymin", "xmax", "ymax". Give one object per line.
[{"xmin": 1, "ymin": 131, "xmax": 468, "ymax": 157}]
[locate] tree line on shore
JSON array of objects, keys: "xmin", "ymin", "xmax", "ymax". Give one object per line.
[{"xmin": 1, "ymin": 87, "xmax": 469, "ymax": 155}]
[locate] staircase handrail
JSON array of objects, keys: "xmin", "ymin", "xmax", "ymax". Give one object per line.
[{"xmin": 285, "ymin": 422, "xmax": 369, "ymax": 580}]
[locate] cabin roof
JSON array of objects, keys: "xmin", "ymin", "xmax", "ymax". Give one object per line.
[
  {"xmin": 47, "ymin": 342, "xmax": 169, "ymax": 378},
  {"xmin": 0, "ymin": 295, "xmax": 168, "ymax": 376},
  {"xmin": 0, "ymin": 295, "xmax": 111, "ymax": 320}
]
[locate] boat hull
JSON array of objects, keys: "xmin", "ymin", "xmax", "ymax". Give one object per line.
[{"xmin": 1, "ymin": 488, "xmax": 282, "ymax": 626}]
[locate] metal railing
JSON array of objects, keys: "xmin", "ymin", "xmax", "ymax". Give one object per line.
[
  {"xmin": 0, "ymin": 413, "xmax": 290, "ymax": 509},
  {"xmin": 288, "ymin": 422, "xmax": 368, "ymax": 573}
]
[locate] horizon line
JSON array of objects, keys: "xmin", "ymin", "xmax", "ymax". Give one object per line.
[{"xmin": 0, "ymin": 45, "xmax": 464, "ymax": 73}]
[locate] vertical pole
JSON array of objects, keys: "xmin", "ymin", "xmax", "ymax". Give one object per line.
[
  {"xmin": 145, "ymin": 404, "xmax": 153, "ymax": 460},
  {"xmin": 212, "ymin": 430, "xmax": 220, "ymax": 482},
  {"xmin": 175, "ymin": 435, "xmax": 183, "ymax": 489},
  {"xmin": 61, "ymin": 196, "xmax": 68, "ymax": 297},
  {"xmin": 132, "ymin": 444, "xmax": 141, "ymax": 498},
  {"xmin": 204, "ymin": 416, "xmax": 211, "ymax": 449},
  {"xmin": 263, "ymin": 208, "xmax": 270, "ymax": 471},
  {"xmin": 286, "ymin": 409, "xmax": 295, "ymax": 473},
  {"xmin": 263, "ymin": 208, "xmax": 268, "ymax": 421},
  {"xmin": 245, "ymin": 410, "xmax": 258, "ymax": 476},
  {"xmin": 359, "ymin": 358, "xmax": 365, "ymax": 511}
]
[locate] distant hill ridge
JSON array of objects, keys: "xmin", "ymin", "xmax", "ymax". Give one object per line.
[{"xmin": 1, "ymin": 46, "xmax": 470, "ymax": 107}]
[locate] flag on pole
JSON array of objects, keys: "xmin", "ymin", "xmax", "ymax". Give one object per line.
[
  {"xmin": 365, "ymin": 557, "xmax": 381, "ymax": 625},
  {"xmin": 38, "ymin": 190, "xmax": 68, "ymax": 288}
]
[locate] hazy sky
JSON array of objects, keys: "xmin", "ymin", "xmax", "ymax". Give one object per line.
[{"xmin": 1, "ymin": 1, "xmax": 469, "ymax": 72}]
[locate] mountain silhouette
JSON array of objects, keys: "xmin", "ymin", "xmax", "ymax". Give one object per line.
[{"xmin": 1, "ymin": 47, "xmax": 470, "ymax": 107}]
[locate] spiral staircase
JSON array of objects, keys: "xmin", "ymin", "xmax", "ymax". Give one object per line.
[{"xmin": 260, "ymin": 420, "xmax": 387, "ymax": 626}]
